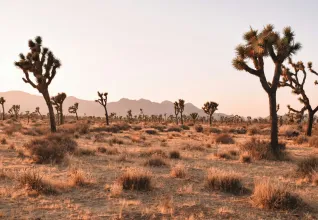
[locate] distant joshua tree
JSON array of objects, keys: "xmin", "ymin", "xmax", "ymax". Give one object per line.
[
  {"xmin": 25, "ymin": 111, "xmax": 30, "ymax": 124},
  {"xmin": 68, "ymin": 102, "xmax": 79, "ymax": 120},
  {"xmin": 279, "ymin": 58, "xmax": 318, "ymax": 136},
  {"xmin": 8, "ymin": 105, "xmax": 20, "ymax": 119},
  {"xmin": 190, "ymin": 113, "xmax": 199, "ymax": 124},
  {"xmin": 127, "ymin": 110, "xmax": 132, "ymax": 122},
  {"xmin": 202, "ymin": 101, "xmax": 218, "ymax": 126},
  {"xmin": 0, "ymin": 97, "xmax": 5, "ymax": 120},
  {"xmin": 35, "ymin": 107, "xmax": 43, "ymax": 119},
  {"xmin": 232, "ymin": 25, "xmax": 301, "ymax": 154},
  {"xmin": 174, "ymin": 101, "xmax": 180, "ymax": 125},
  {"xmin": 178, "ymin": 99, "xmax": 185, "ymax": 125},
  {"xmin": 51, "ymin": 93, "xmax": 67, "ymax": 125},
  {"xmin": 14, "ymin": 36, "xmax": 61, "ymax": 132},
  {"xmin": 95, "ymin": 92, "xmax": 109, "ymax": 125}
]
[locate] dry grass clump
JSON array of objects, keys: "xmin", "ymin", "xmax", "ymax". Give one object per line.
[
  {"xmin": 170, "ymin": 164, "xmax": 187, "ymax": 178},
  {"xmin": 167, "ymin": 126, "xmax": 182, "ymax": 132},
  {"xmin": 144, "ymin": 156, "xmax": 167, "ymax": 167},
  {"xmin": 295, "ymin": 135, "xmax": 308, "ymax": 145},
  {"xmin": 151, "ymin": 125, "xmax": 166, "ymax": 132},
  {"xmin": 145, "ymin": 129, "xmax": 158, "ymax": 135},
  {"xmin": 17, "ymin": 170, "xmax": 57, "ymax": 195},
  {"xmin": 239, "ymin": 152, "xmax": 252, "ymax": 163},
  {"xmin": 206, "ymin": 168, "xmax": 243, "ymax": 194},
  {"xmin": 58, "ymin": 122, "xmax": 90, "ymax": 135},
  {"xmin": 75, "ymin": 148, "xmax": 96, "ymax": 156},
  {"xmin": 1, "ymin": 137, "xmax": 7, "ymax": 145},
  {"xmin": 91, "ymin": 123, "xmax": 131, "ymax": 133},
  {"xmin": 169, "ymin": 150, "xmax": 180, "ymax": 159},
  {"xmin": 215, "ymin": 134, "xmax": 235, "ymax": 144},
  {"xmin": 210, "ymin": 127, "xmax": 221, "ymax": 134},
  {"xmin": 3, "ymin": 123, "xmax": 23, "ymax": 136},
  {"xmin": 118, "ymin": 168, "xmax": 151, "ymax": 191},
  {"xmin": 215, "ymin": 149, "xmax": 239, "ymax": 160},
  {"xmin": 108, "ymin": 137, "xmax": 124, "ymax": 145},
  {"xmin": 279, "ymin": 125, "xmax": 299, "ymax": 137},
  {"xmin": 248, "ymin": 126, "xmax": 260, "ymax": 135},
  {"xmin": 194, "ymin": 125, "xmax": 203, "ymax": 133},
  {"xmin": 22, "ymin": 126, "xmax": 49, "ymax": 136},
  {"xmin": 68, "ymin": 169, "xmax": 90, "ymax": 187},
  {"xmin": 240, "ymin": 138, "xmax": 286, "ymax": 160},
  {"xmin": 229, "ymin": 127, "xmax": 247, "ymax": 134},
  {"xmin": 296, "ymin": 157, "xmax": 318, "ymax": 178},
  {"xmin": 182, "ymin": 143, "xmax": 205, "ymax": 151},
  {"xmin": 105, "ymin": 182, "xmax": 123, "ymax": 197},
  {"xmin": 23, "ymin": 134, "xmax": 78, "ymax": 164},
  {"xmin": 97, "ymin": 146, "xmax": 107, "ymax": 153},
  {"xmin": 140, "ymin": 148, "xmax": 167, "ymax": 157},
  {"xmin": 180, "ymin": 125, "xmax": 190, "ymax": 130},
  {"xmin": 312, "ymin": 172, "xmax": 318, "ymax": 186},
  {"xmin": 308, "ymin": 136, "xmax": 318, "ymax": 148},
  {"xmin": 252, "ymin": 179, "xmax": 303, "ymax": 210}
]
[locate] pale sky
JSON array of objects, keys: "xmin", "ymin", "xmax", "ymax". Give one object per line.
[{"xmin": 1, "ymin": 0, "xmax": 318, "ymax": 117}]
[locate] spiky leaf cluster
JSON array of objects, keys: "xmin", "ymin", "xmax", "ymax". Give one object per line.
[
  {"xmin": 68, "ymin": 103, "xmax": 79, "ymax": 114},
  {"xmin": 0, "ymin": 97, "xmax": 5, "ymax": 105},
  {"xmin": 202, "ymin": 101, "xmax": 218, "ymax": 115}
]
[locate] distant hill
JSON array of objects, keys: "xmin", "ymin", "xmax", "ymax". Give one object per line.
[{"xmin": 0, "ymin": 91, "xmax": 227, "ymax": 119}]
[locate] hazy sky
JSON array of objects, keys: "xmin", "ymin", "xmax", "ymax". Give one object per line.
[{"xmin": 1, "ymin": 0, "xmax": 318, "ymax": 117}]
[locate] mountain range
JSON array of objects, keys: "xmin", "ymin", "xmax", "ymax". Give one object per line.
[{"xmin": 0, "ymin": 91, "xmax": 227, "ymax": 119}]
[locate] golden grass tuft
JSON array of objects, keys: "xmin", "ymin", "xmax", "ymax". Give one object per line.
[
  {"xmin": 170, "ymin": 164, "xmax": 187, "ymax": 178},
  {"xmin": 119, "ymin": 168, "xmax": 151, "ymax": 191}
]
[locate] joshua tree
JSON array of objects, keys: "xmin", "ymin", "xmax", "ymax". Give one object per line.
[
  {"xmin": 232, "ymin": 25, "xmax": 301, "ymax": 154},
  {"xmin": 14, "ymin": 36, "xmax": 61, "ymax": 132},
  {"xmin": 0, "ymin": 97, "xmax": 5, "ymax": 120},
  {"xmin": 8, "ymin": 105, "xmax": 20, "ymax": 119},
  {"xmin": 51, "ymin": 93, "xmax": 67, "ymax": 125},
  {"xmin": 202, "ymin": 101, "xmax": 218, "ymax": 126},
  {"xmin": 279, "ymin": 58, "xmax": 318, "ymax": 136},
  {"xmin": 190, "ymin": 113, "xmax": 199, "ymax": 124},
  {"xmin": 178, "ymin": 99, "xmax": 185, "ymax": 125},
  {"xmin": 95, "ymin": 92, "xmax": 109, "ymax": 125},
  {"xmin": 25, "ymin": 111, "xmax": 30, "ymax": 124},
  {"xmin": 68, "ymin": 102, "xmax": 79, "ymax": 120},
  {"xmin": 35, "ymin": 107, "xmax": 43, "ymax": 119},
  {"xmin": 174, "ymin": 101, "xmax": 180, "ymax": 125}
]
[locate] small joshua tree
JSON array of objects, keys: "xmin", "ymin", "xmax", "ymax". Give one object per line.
[
  {"xmin": 279, "ymin": 58, "xmax": 318, "ymax": 136},
  {"xmin": 178, "ymin": 99, "xmax": 185, "ymax": 125},
  {"xmin": 0, "ymin": 97, "xmax": 5, "ymax": 120},
  {"xmin": 68, "ymin": 102, "xmax": 79, "ymax": 120},
  {"xmin": 35, "ymin": 107, "xmax": 43, "ymax": 119},
  {"xmin": 14, "ymin": 36, "xmax": 61, "ymax": 132},
  {"xmin": 190, "ymin": 113, "xmax": 199, "ymax": 124},
  {"xmin": 51, "ymin": 93, "xmax": 67, "ymax": 125},
  {"xmin": 202, "ymin": 101, "xmax": 218, "ymax": 126},
  {"xmin": 95, "ymin": 92, "xmax": 109, "ymax": 125},
  {"xmin": 9, "ymin": 105, "xmax": 20, "ymax": 119},
  {"xmin": 127, "ymin": 110, "xmax": 133, "ymax": 123},
  {"xmin": 232, "ymin": 25, "xmax": 301, "ymax": 154},
  {"xmin": 174, "ymin": 101, "xmax": 180, "ymax": 125},
  {"xmin": 25, "ymin": 111, "xmax": 30, "ymax": 124}
]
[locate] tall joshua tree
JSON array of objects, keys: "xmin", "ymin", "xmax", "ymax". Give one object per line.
[
  {"xmin": 279, "ymin": 58, "xmax": 318, "ymax": 136},
  {"xmin": 178, "ymin": 99, "xmax": 185, "ymax": 125},
  {"xmin": 190, "ymin": 112, "xmax": 199, "ymax": 124},
  {"xmin": 51, "ymin": 93, "xmax": 67, "ymax": 125},
  {"xmin": 69, "ymin": 102, "xmax": 79, "ymax": 120},
  {"xmin": 202, "ymin": 101, "xmax": 218, "ymax": 126},
  {"xmin": 232, "ymin": 25, "xmax": 301, "ymax": 154},
  {"xmin": 0, "ymin": 97, "xmax": 5, "ymax": 120},
  {"xmin": 35, "ymin": 107, "xmax": 43, "ymax": 119},
  {"xmin": 174, "ymin": 101, "xmax": 180, "ymax": 125},
  {"xmin": 15, "ymin": 36, "xmax": 61, "ymax": 132},
  {"xmin": 8, "ymin": 105, "xmax": 20, "ymax": 119},
  {"xmin": 95, "ymin": 92, "xmax": 109, "ymax": 125}
]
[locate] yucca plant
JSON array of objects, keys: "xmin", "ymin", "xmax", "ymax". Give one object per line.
[
  {"xmin": 0, "ymin": 97, "xmax": 5, "ymax": 120},
  {"xmin": 279, "ymin": 58, "xmax": 318, "ymax": 136},
  {"xmin": 68, "ymin": 102, "xmax": 79, "ymax": 120},
  {"xmin": 51, "ymin": 93, "xmax": 67, "ymax": 125},
  {"xmin": 14, "ymin": 36, "xmax": 61, "ymax": 132},
  {"xmin": 202, "ymin": 101, "xmax": 218, "ymax": 126},
  {"xmin": 95, "ymin": 92, "xmax": 109, "ymax": 125},
  {"xmin": 232, "ymin": 25, "xmax": 301, "ymax": 154}
]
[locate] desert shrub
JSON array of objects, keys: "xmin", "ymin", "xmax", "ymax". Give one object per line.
[
  {"xmin": 210, "ymin": 127, "xmax": 221, "ymax": 134},
  {"xmin": 144, "ymin": 156, "xmax": 167, "ymax": 167},
  {"xmin": 68, "ymin": 169, "xmax": 89, "ymax": 187},
  {"xmin": 151, "ymin": 125, "xmax": 166, "ymax": 132},
  {"xmin": 145, "ymin": 129, "xmax": 158, "ymax": 135},
  {"xmin": 108, "ymin": 137, "xmax": 124, "ymax": 145},
  {"xmin": 182, "ymin": 143, "xmax": 205, "ymax": 151},
  {"xmin": 17, "ymin": 170, "xmax": 57, "ymax": 195},
  {"xmin": 170, "ymin": 164, "xmax": 187, "ymax": 178},
  {"xmin": 215, "ymin": 152, "xmax": 231, "ymax": 160},
  {"xmin": 206, "ymin": 168, "xmax": 243, "ymax": 194},
  {"xmin": 22, "ymin": 126, "xmax": 49, "ymax": 136},
  {"xmin": 58, "ymin": 122, "xmax": 90, "ymax": 135},
  {"xmin": 296, "ymin": 157, "xmax": 318, "ymax": 177},
  {"xmin": 4, "ymin": 123, "xmax": 23, "ymax": 136},
  {"xmin": 229, "ymin": 127, "xmax": 247, "ymax": 134},
  {"xmin": 97, "ymin": 146, "xmax": 107, "ymax": 153},
  {"xmin": 309, "ymin": 136, "xmax": 318, "ymax": 148},
  {"xmin": 279, "ymin": 125, "xmax": 299, "ymax": 137},
  {"xmin": 119, "ymin": 168, "xmax": 151, "ymax": 191},
  {"xmin": 23, "ymin": 134, "xmax": 78, "ymax": 164},
  {"xmin": 313, "ymin": 172, "xmax": 318, "ymax": 186},
  {"xmin": 240, "ymin": 138, "xmax": 286, "ymax": 160},
  {"xmin": 169, "ymin": 150, "xmax": 180, "ymax": 159},
  {"xmin": 167, "ymin": 126, "xmax": 182, "ymax": 132},
  {"xmin": 75, "ymin": 148, "xmax": 95, "ymax": 156},
  {"xmin": 132, "ymin": 125, "xmax": 142, "ymax": 131},
  {"xmin": 240, "ymin": 152, "xmax": 251, "ymax": 163},
  {"xmin": 295, "ymin": 135, "xmax": 308, "ymax": 145},
  {"xmin": 195, "ymin": 125, "xmax": 204, "ymax": 133},
  {"xmin": 215, "ymin": 134, "xmax": 235, "ymax": 144},
  {"xmin": 140, "ymin": 148, "xmax": 167, "ymax": 157},
  {"xmin": 1, "ymin": 137, "xmax": 7, "ymax": 145},
  {"xmin": 181, "ymin": 125, "xmax": 190, "ymax": 130},
  {"xmin": 252, "ymin": 180, "xmax": 303, "ymax": 210},
  {"xmin": 248, "ymin": 126, "xmax": 260, "ymax": 135},
  {"xmin": 91, "ymin": 123, "xmax": 130, "ymax": 133}
]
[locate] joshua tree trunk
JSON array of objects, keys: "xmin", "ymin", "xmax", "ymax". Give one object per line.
[
  {"xmin": 306, "ymin": 111, "xmax": 314, "ymax": 136},
  {"xmin": 60, "ymin": 106, "xmax": 64, "ymax": 125},
  {"xmin": 180, "ymin": 113, "xmax": 183, "ymax": 125},
  {"xmin": 268, "ymin": 92, "xmax": 279, "ymax": 152},
  {"xmin": 2, "ymin": 104, "xmax": 5, "ymax": 120},
  {"xmin": 42, "ymin": 90, "xmax": 57, "ymax": 132},
  {"xmin": 104, "ymin": 106, "xmax": 109, "ymax": 125},
  {"xmin": 75, "ymin": 112, "xmax": 78, "ymax": 121},
  {"xmin": 175, "ymin": 114, "xmax": 178, "ymax": 125},
  {"xmin": 209, "ymin": 114, "xmax": 213, "ymax": 126}
]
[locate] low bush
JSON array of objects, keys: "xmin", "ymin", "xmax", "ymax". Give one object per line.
[
  {"xmin": 119, "ymin": 168, "xmax": 151, "ymax": 191},
  {"xmin": 215, "ymin": 134, "xmax": 235, "ymax": 144}
]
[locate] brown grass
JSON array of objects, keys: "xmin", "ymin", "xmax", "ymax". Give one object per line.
[
  {"xmin": 170, "ymin": 164, "xmax": 187, "ymax": 178},
  {"xmin": 119, "ymin": 168, "xmax": 151, "ymax": 191},
  {"xmin": 296, "ymin": 157, "xmax": 318, "ymax": 177},
  {"xmin": 144, "ymin": 156, "xmax": 167, "ymax": 167},
  {"xmin": 308, "ymin": 136, "xmax": 318, "ymax": 148},
  {"xmin": 215, "ymin": 134, "xmax": 235, "ymax": 144},
  {"xmin": 169, "ymin": 150, "xmax": 181, "ymax": 159}
]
